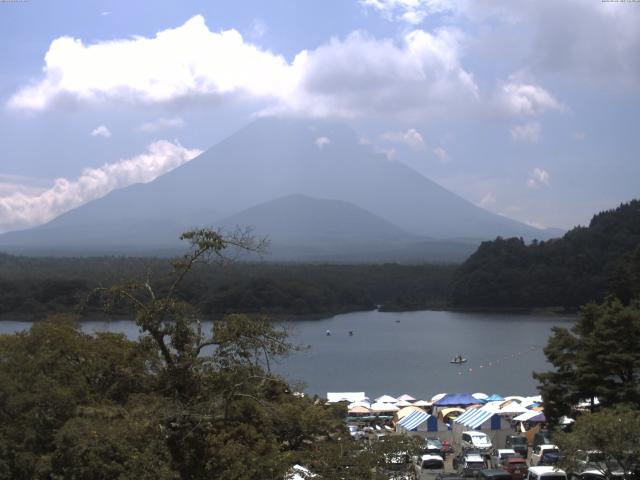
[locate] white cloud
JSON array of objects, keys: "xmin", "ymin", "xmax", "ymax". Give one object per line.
[
  {"xmin": 0, "ymin": 141, "xmax": 201, "ymax": 233},
  {"xmin": 90, "ymin": 125, "xmax": 111, "ymax": 138},
  {"xmin": 360, "ymin": 0, "xmax": 456, "ymax": 24},
  {"xmin": 381, "ymin": 128, "xmax": 425, "ymax": 149},
  {"xmin": 8, "ymin": 16, "xmax": 294, "ymax": 111},
  {"xmin": 478, "ymin": 191, "xmax": 496, "ymax": 208},
  {"xmin": 359, "ymin": 137, "xmax": 397, "ymax": 160},
  {"xmin": 525, "ymin": 219, "xmax": 546, "ymax": 230},
  {"xmin": 526, "ymin": 167, "xmax": 550, "ymax": 188},
  {"xmin": 288, "ymin": 28, "xmax": 479, "ymax": 118},
  {"xmin": 138, "ymin": 116, "xmax": 185, "ymax": 132},
  {"xmin": 433, "ymin": 146, "xmax": 450, "ymax": 162},
  {"xmin": 8, "ymin": 16, "xmax": 478, "ymax": 119},
  {"xmin": 315, "ymin": 136, "xmax": 330, "ymax": 149},
  {"xmin": 510, "ymin": 122, "xmax": 541, "ymax": 143},
  {"xmin": 497, "ymin": 80, "xmax": 563, "ymax": 117},
  {"xmin": 573, "ymin": 131, "xmax": 585, "ymax": 141}
]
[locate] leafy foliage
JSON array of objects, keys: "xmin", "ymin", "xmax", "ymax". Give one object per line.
[
  {"xmin": 450, "ymin": 200, "xmax": 640, "ymax": 309},
  {"xmin": 0, "ymin": 253, "xmax": 455, "ymax": 318},
  {"xmin": 534, "ymin": 299, "xmax": 640, "ymax": 425},
  {"xmin": 554, "ymin": 405, "xmax": 640, "ymax": 480},
  {"xmin": 0, "ymin": 228, "xmax": 418, "ymax": 479}
]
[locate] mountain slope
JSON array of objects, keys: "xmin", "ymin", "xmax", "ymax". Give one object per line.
[
  {"xmin": 216, "ymin": 194, "xmax": 414, "ymax": 243},
  {"xmin": 0, "ymin": 117, "xmax": 552, "ymax": 257}
]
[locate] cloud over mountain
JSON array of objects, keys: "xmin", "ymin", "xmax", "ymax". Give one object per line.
[{"xmin": 0, "ymin": 140, "xmax": 201, "ymax": 232}]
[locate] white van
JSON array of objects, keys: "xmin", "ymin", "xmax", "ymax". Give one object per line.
[
  {"xmin": 527, "ymin": 466, "xmax": 567, "ymax": 480},
  {"xmin": 461, "ymin": 431, "xmax": 493, "ymax": 452}
]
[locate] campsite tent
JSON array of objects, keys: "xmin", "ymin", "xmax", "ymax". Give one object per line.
[
  {"xmin": 453, "ymin": 406, "xmax": 513, "ymax": 447},
  {"xmin": 398, "ymin": 394, "xmax": 416, "ymax": 402},
  {"xmin": 485, "ymin": 394, "xmax": 504, "ymax": 402},
  {"xmin": 370, "ymin": 402, "xmax": 399, "ymax": 413},
  {"xmin": 375, "ymin": 395, "xmax": 399, "ymax": 403},
  {"xmin": 396, "ymin": 406, "xmax": 426, "ymax": 420},
  {"xmin": 438, "ymin": 407, "xmax": 465, "ymax": 422},
  {"xmin": 434, "ymin": 393, "xmax": 480, "ymax": 406},
  {"xmin": 327, "ymin": 392, "xmax": 367, "ymax": 403},
  {"xmin": 396, "ymin": 410, "xmax": 450, "ymax": 435}
]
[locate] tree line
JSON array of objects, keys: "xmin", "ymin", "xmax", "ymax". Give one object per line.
[
  {"xmin": 0, "ymin": 254, "xmax": 455, "ymax": 319},
  {"xmin": 450, "ymin": 200, "xmax": 640, "ymax": 310}
]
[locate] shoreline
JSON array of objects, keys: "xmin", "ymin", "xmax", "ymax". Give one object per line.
[{"xmin": 0, "ymin": 304, "xmax": 577, "ymax": 323}]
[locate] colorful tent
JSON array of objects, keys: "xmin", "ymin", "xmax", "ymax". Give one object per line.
[
  {"xmin": 397, "ymin": 410, "xmax": 431, "ymax": 430},
  {"xmin": 398, "ymin": 394, "xmax": 416, "ymax": 402},
  {"xmin": 434, "ymin": 393, "xmax": 479, "ymax": 406},
  {"xmin": 371, "ymin": 402, "xmax": 400, "ymax": 412},
  {"xmin": 397, "ymin": 405, "xmax": 427, "ymax": 420},
  {"xmin": 485, "ymin": 394, "xmax": 504, "ymax": 402},
  {"xmin": 375, "ymin": 395, "xmax": 399, "ymax": 403}
]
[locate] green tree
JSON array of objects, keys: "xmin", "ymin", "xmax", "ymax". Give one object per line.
[
  {"xmin": 534, "ymin": 298, "xmax": 640, "ymax": 425},
  {"xmin": 554, "ymin": 406, "xmax": 640, "ymax": 480}
]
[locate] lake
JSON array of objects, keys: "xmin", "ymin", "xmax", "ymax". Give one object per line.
[{"xmin": 0, "ymin": 309, "xmax": 574, "ymax": 400}]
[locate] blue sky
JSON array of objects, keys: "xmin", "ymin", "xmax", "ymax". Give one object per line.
[{"xmin": 0, "ymin": 0, "xmax": 639, "ymax": 233}]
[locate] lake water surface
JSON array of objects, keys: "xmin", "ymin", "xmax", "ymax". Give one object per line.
[{"xmin": 0, "ymin": 309, "xmax": 574, "ymax": 400}]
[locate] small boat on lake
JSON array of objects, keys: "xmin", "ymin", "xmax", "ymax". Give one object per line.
[
  {"xmin": 326, "ymin": 329, "xmax": 331, "ymax": 336},
  {"xmin": 450, "ymin": 354, "xmax": 467, "ymax": 364}
]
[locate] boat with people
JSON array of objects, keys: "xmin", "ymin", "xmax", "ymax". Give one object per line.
[{"xmin": 450, "ymin": 354, "xmax": 467, "ymax": 364}]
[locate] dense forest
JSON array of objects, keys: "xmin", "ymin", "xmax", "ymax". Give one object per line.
[
  {"xmin": 450, "ymin": 200, "xmax": 640, "ymax": 309},
  {"xmin": 1, "ymin": 200, "xmax": 639, "ymax": 319},
  {"xmin": 0, "ymin": 254, "xmax": 455, "ymax": 319}
]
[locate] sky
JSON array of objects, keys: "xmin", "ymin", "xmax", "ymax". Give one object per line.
[{"xmin": 0, "ymin": 0, "xmax": 639, "ymax": 233}]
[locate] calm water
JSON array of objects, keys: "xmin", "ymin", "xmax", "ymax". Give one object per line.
[{"xmin": 0, "ymin": 309, "xmax": 574, "ymax": 400}]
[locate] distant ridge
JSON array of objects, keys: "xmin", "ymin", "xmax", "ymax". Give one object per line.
[{"xmin": 0, "ymin": 117, "xmax": 559, "ymax": 259}]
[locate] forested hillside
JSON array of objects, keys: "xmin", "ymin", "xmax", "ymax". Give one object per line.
[
  {"xmin": 450, "ymin": 200, "xmax": 640, "ymax": 309},
  {"xmin": 0, "ymin": 255, "xmax": 455, "ymax": 319}
]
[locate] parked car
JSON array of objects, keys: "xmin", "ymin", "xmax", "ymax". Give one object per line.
[
  {"xmin": 425, "ymin": 437, "xmax": 445, "ymax": 458},
  {"xmin": 538, "ymin": 451, "xmax": 563, "ymax": 467},
  {"xmin": 490, "ymin": 449, "xmax": 517, "ymax": 468},
  {"xmin": 479, "ymin": 469, "xmax": 513, "ymax": 480},
  {"xmin": 532, "ymin": 432, "xmax": 552, "ymax": 449},
  {"xmin": 526, "ymin": 467, "xmax": 566, "ymax": 480},
  {"xmin": 502, "ymin": 457, "xmax": 529, "ymax": 480},
  {"xmin": 505, "ymin": 435, "xmax": 529, "ymax": 458},
  {"xmin": 531, "ymin": 445, "xmax": 559, "ymax": 466},
  {"xmin": 455, "ymin": 452, "xmax": 487, "ymax": 477},
  {"xmin": 461, "ymin": 431, "xmax": 493, "ymax": 453},
  {"xmin": 347, "ymin": 425, "xmax": 365, "ymax": 440},
  {"xmin": 413, "ymin": 454, "xmax": 446, "ymax": 480},
  {"xmin": 381, "ymin": 452, "xmax": 413, "ymax": 480},
  {"xmin": 569, "ymin": 450, "xmax": 625, "ymax": 480}
]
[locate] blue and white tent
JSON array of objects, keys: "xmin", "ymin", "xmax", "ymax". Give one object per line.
[
  {"xmin": 397, "ymin": 410, "xmax": 431, "ymax": 430},
  {"xmin": 396, "ymin": 410, "xmax": 449, "ymax": 433},
  {"xmin": 454, "ymin": 408, "xmax": 508, "ymax": 430}
]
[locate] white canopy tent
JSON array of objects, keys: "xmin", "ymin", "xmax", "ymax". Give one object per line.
[
  {"xmin": 370, "ymin": 402, "xmax": 400, "ymax": 413},
  {"xmin": 375, "ymin": 395, "xmax": 399, "ymax": 403},
  {"xmin": 327, "ymin": 392, "xmax": 368, "ymax": 403}
]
